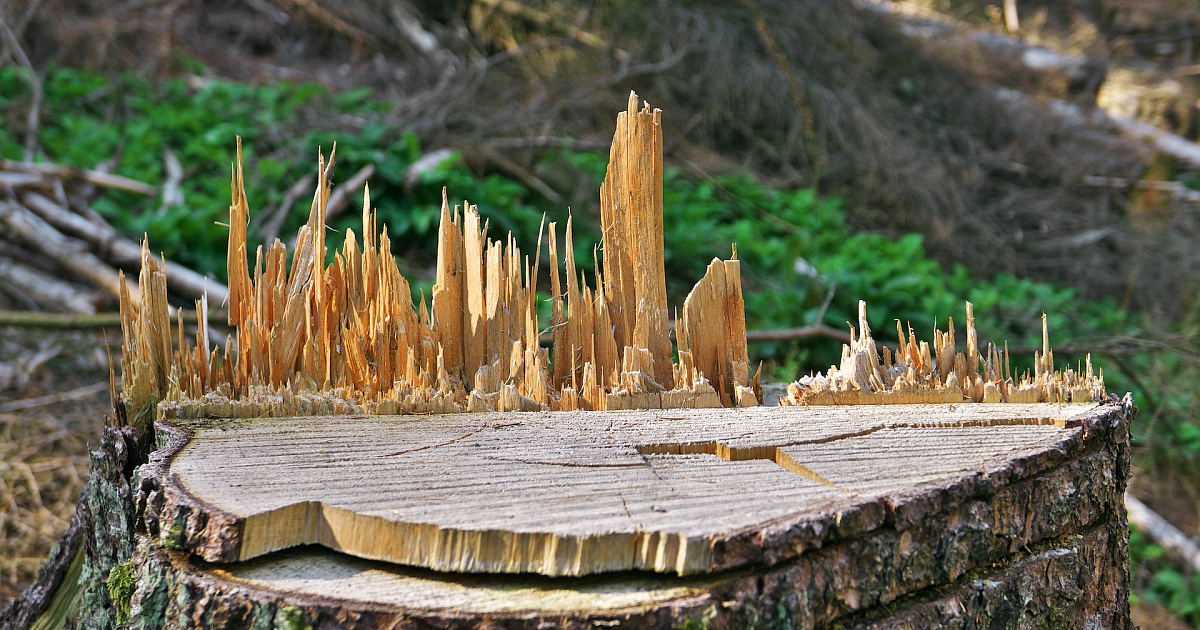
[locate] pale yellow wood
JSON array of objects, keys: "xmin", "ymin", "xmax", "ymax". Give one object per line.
[
  {"xmin": 121, "ymin": 93, "xmax": 1099, "ymax": 425},
  {"xmin": 782, "ymin": 301, "xmax": 1105, "ymax": 406},
  {"xmin": 681, "ymin": 257, "xmax": 755, "ymax": 407},
  {"xmin": 214, "ymin": 547, "xmax": 710, "ymax": 615},
  {"xmin": 165, "ymin": 403, "xmax": 1096, "ymax": 577}
]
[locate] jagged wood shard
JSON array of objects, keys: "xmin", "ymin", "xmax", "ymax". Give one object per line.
[
  {"xmin": 118, "ymin": 92, "xmax": 760, "ymax": 418},
  {"xmin": 119, "ymin": 92, "xmax": 1100, "ymax": 421},
  {"xmin": 782, "ymin": 301, "xmax": 1105, "ymax": 406}
]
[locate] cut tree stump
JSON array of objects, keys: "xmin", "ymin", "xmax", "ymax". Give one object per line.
[
  {"xmin": 1, "ymin": 93, "xmax": 1131, "ymax": 630},
  {"xmin": 114, "ymin": 400, "xmax": 1134, "ymax": 629}
]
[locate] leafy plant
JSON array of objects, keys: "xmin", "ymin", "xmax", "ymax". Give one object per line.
[{"xmin": 1130, "ymin": 523, "xmax": 1200, "ymax": 625}]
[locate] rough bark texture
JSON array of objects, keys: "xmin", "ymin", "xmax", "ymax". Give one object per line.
[
  {"xmin": 3, "ymin": 399, "xmax": 1134, "ymax": 629},
  {"xmin": 77, "ymin": 426, "xmax": 148, "ymax": 629}
]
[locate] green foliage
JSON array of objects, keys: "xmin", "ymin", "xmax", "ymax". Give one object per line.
[
  {"xmin": 1130, "ymin": 523, "xmax": 1200, "ymax": 625},
  {"xmin": 0, "ymin": 67, "xmax": 549, "ymax": 283},
  {"xmin": 3, "ymin": 66, "xmax": 1136, "ymax": 374}
]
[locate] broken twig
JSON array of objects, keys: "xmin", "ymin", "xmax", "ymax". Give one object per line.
[
  {"xmin": 1126, "ymin": 491, "xmax": 1200, "ymax": 573},
  {"xmin": 0, "ymin": 308, "xmax": 228, "ymax": 330}
]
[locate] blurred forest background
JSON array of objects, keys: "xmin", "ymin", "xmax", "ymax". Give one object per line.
[{"xmin": 2, "ymin": 0, "xmax": 1200, "ymax": 626}]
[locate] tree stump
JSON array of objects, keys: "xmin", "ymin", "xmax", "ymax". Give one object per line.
[
  {"xmin": 0, "ymin": 92, "xmax": 1131, "ymax": 630},
  {"xmin": 101, "ymin": 400, "xmax": 1131, "ymax": 629}
]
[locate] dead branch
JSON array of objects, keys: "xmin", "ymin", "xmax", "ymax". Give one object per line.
[
  {"xmin": 21, "ymin": 192, "xmax": 228, "ymax": 304},
  {"xmin": 388, "ymin": 3, "xmax": 437, "ymax": 54},
  {"xmin": 0, "ymin": 340, "xmax": 58, "ymax": 391},
  {"xmin": 403, "ymin": 149, "xmax": 457, "ymax": 189},
  {"xmin": 1083, "ymin": 175, "xmax": 1200, "ymax": 202},
  {"xmin": 746, "ymin": 324, "xmax": 853, "ymax": 344},
  {"xmin": 0, "ymin": 160, "xmax": 157, "ymax": 196},
  {"xmin": 273, "ymin": 0, "xmax": 379, "ymax": 49},
  {"xmin": 0, "ymin": 382, "xmax": 109, "ymax": 414},
  {"xmin": 474, "ymin": 0, "xmax": 605, "ymax": 49},
  {"xmin": 0, "ymin": 11, "xmax": 42, "ymax": 163},
  {"xmin": 857, "ymin": 1, "xmax": 1093, "ymax": 81},
  {"xmin": 324, "ymin": 164, "xmax": 375, "ymax": 222},
  {"xmin": 157, "ymin": 148, "xmax": 184, "ymax": 213},
  {"xmin": 0, "ymin": 200, "xmax": 134, "ymax": 302},
  {"xmin": 0, "ymin": 257, "xmax": 100, "ymax": 314},
  {"xmin": 483, "ymin": 137, "xmax": 610, "ymax": 151},
  {"xmin": 258, "ymin": 173, "xmax": 315, "ymax": 245},
  {"xmin": 1126, "ymin": 491, "xmax": 1200, "ymax": 573},
  {"xmin": 0, "ymin": 172, "xmax": 42, "ymax": 187},
  {"xmin": 992, "ymin": 88, "xmax": 1200, "ymax": 169},
  {"xmin": 483, "ymin": 148, "xmax": 562, "ymax": 202},
  {"xmin": 0, "ymin": 308, "xmax": 228, "ymax": 329}
]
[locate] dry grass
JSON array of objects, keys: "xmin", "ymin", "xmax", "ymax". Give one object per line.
[{"xmin": 0, "ymin": 328, "xmax": 108, "ymax": 604}]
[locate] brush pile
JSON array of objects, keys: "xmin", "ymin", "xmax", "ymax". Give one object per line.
[{"xmin": 0, "ymin": 158, "xmax": 226, "ymax": 314}]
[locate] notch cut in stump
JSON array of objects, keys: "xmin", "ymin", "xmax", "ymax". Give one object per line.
[{"xmin": 127, "ymin": 400, "xmax": 1133, "ymax": 628}]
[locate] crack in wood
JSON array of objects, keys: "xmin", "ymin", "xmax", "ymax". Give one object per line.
[
  {"xmin": 634, "ymin": 441, "xmax": 849, "ymax": 492},
  {"xmin": 633, "ymin": 416, "xmax": 1071, "ymax": 492},
  {"xmin": 483, "ymin": 457, "xmax": 646, "ymax": 468},
  {"xmin": 387, "ymin": 425, "xmax": 488, "ymax": 456}
]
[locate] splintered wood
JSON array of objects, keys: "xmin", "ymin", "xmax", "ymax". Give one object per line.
[
  {"xmin": 119, "ymin": 93, "xmax": 748, "ymax": 422},
  {"xmin": 119, "ymin": 92, "xmax": 1104, "ymax": 423},
  {"xmin": 781, "ymin": 301, "xmax": 1105, "ymax": 406}
]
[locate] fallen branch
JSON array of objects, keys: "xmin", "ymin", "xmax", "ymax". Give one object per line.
[
  {"xmin": 0, "ymin": 200, "xmax": 134, "ymax": 301},
  {"xmin": 324, "ymin": 164, "xmax": 376, "ymax": 222},
  {"xmin": 0, "ymin": 381, "xmax": 109, "ymax": 414},
  {"xmin": 157, "ymin": 148, "xmax": 184, "ymax": 213},
  {"xmin": 0, "ymin": 160, "xmax": 157, "ymax": 196},
  {"xmin": 474, "ymin": 0, "xmax": 605, "ymax": 49},
  {"xmin": 0, "ymin": 257, "xmax": 100, "ymax": 314},
  {"xmin": 483, "ymin": 148, "xmax": 562, "ymax": 202},
  {"xmin": 403, "ymin": 148, "xmax": 457, "ymax": 189},
  {"xmin": 1083, "ymin": 175, "xmax": 1200, "ymax": 203},
  {"xmin": 258, "ymin": 173, "xmax": 314, "ymax": 245},
  {"xmin": 483, "ymin": 137, "xmax": 610, "ymax": 151},
  {"xmin": 276, "ymin": 0, "xmax": 379, "ymax": 49},
  {"xmin": 21, "ymin": 193, "xmax": 228, "ymax": 304},
  {"xmin": 993, "ymin": 88, "xmax": 1200, "ymax": 170},
  {"xmin": 1126, "ymin": 491, "xmax": 1200, "ymax": 573},
  {"xmin": 746, "ymin": 324, "xmax": 853, "ymax": 344},
  {"xmin": 0, "ymin": 308, "xmax": 229, "ymax": 330},
  {"xmin": 857, "ymin": 0, "xmax": 1093, "ymax": 81}
]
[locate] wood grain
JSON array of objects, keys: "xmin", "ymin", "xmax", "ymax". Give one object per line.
[
  {"xmin": 139, "ymin": 402, "xmax": 1106, "ymax": 577},
  {"xmin": 125, "ymin": 400, "xmax": 1133, "ymax": 628}
]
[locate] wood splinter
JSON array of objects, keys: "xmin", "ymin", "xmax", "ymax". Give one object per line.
[
  {"xmin": 119, "ymin": 93, "xmax": 1103, "ymax": 424},
  {"xmin": 119, "ymin": 93, "xmax": 757, "ymax": 424},
  {"xmin": 782, "ymin": 301, "xmax": 1105, "ymax": 406}
]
